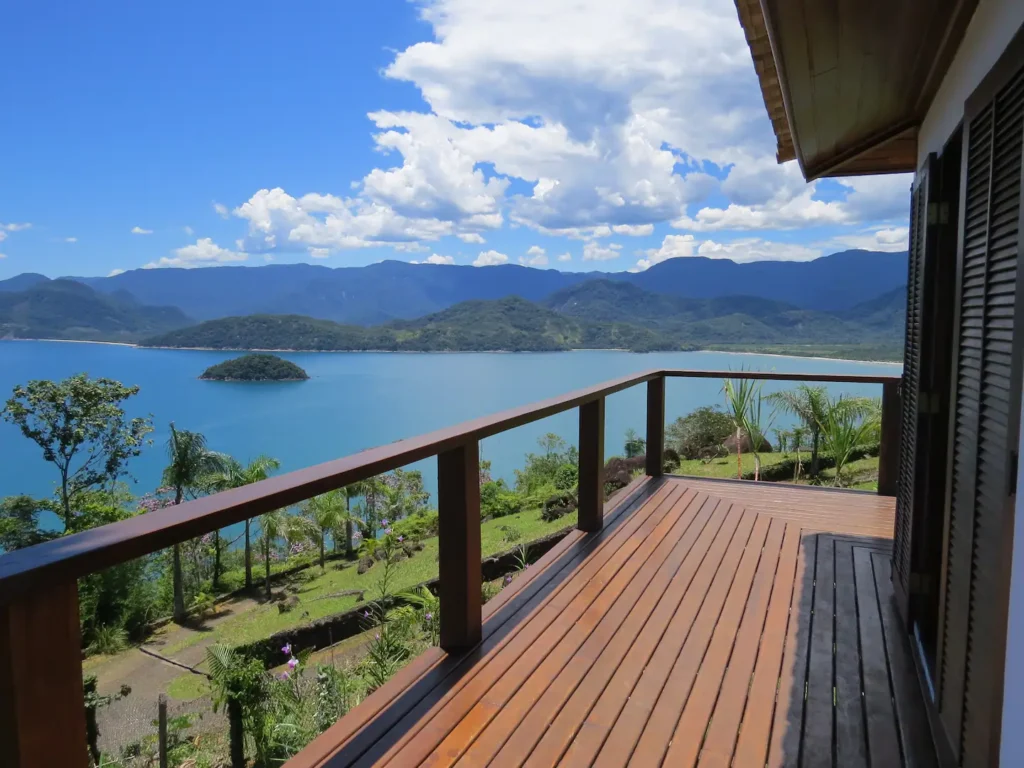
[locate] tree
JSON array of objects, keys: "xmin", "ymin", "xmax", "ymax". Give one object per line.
[
  {"xmin": 766, "ymin": 385, "xmax": 828, "ymax": 477},
  {"xmin": 0, "ymin": 495, "xmax": 55, "ymax": 552},
  {"xmin": 816, "ymin": 396, "xmax": 880, "ymax": 487},
  {"xmin": 206, "ymin": 455, "xmax": 281, "ymax": 590},
  {"xmin": 257, "ymin": 509, "xmax": 288, "ymax": 600},
  {"xmin": 790, "ymin": 425, "xmax": 807, "ymax": 482},
  {"xmin": 623, "ymin": 429, "xmax": 646, "ymax": 458},
  {"xmin": 665, "ymin": 406, "xmax": 734, "ymax": 460},
  {"xmin": 303, "ymin": 491, "xmax": 346, "ymax": 569},
  {"xmin": 162, "ymin": 424, "xmax": 228, "ymax": 621},
  {"xmin": 1, "ymin": 375, "xmax": 153, "ymax": 526},
  {"xmin": 741, "ymin": 391, "xmax": 777, "ymax": 481},
  {"xmin": 722, "ymin": 378, "xmax": 761, "ymax": 480}
]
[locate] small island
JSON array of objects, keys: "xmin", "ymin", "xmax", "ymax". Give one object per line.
[{"xmin": 200, "ymin": 353, "xmax": 309, "ymax": 382}]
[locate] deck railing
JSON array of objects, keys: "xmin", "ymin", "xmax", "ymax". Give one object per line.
[{"xmin": 0, "ymin": 368, "xmax": 901, "ymax": 767}]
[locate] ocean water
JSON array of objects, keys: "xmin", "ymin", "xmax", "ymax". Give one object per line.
[{"xmin": 0, "ymin": 342, "xmax": 900, "ymax": 528}]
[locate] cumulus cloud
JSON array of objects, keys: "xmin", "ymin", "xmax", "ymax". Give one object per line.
[
  {"xmin": 144, "ymin": 237, "xmax": 248, "ymax": 269},
  {"xmin": 0, "ymin": 253, "xmax": 6, "ymax": 259},
  {"xmin": 634, "ymin": 233, "xmax": 821, "ymax": 270},
  {"xmin": 582, "ymin": 241, "xmax": 622, "ymax": 261},
  {"xmin": 458, "ymin": 233, "xmax": 486, "ymax": 244},
  {"xmin": 413, "ymin": 253, "xmax": 456, "ymax": 265},
  {"xmin": 131, "ymin": 226, "xmax": 153, "ymax": 235},
  {"xmin": 519, "ymin": 245, "xmax": 549, "ymax": 266},
  {"xmin": 831, "ymin": 226, "xmax": 909, "ymax": 253},
  {"xmin": 308, "ymin": 247, "xmax": 330, "ymax": 258},
  {"xmin": 556, "ymin": 252, "xmax": 572, "ymax": 262},
  {"xmin": 1, "ymin": 223, "xmax": 31, "ymax": 232},
  {"xmin": 473, "ymin": 249, "xmax": 508, "ymax": 266},
  {"xmin": 213, "ymin": 202, "xmax": 230, "ymax": 219},
  {"xmin": 108, "ymin": 268, "xmax": 125, "ymax": 277}
]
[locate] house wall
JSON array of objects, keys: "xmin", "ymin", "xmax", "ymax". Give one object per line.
[
  {"xmin": 1002, "ymin": 413, "xmax": 1024, "ymax": 766},
  {"xmin": 917, "ymin": 0, "xmax": 1024, "ymax": 165}
]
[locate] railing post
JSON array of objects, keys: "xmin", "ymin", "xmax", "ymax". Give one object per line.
[
  {"xmin": 646, "ymin": 375, "xmax": 666, "ymax": 477},
  {"xmin": 878, "ymin": 380, "xmax": 902, "ymax": 496},
  {"xmin": 0, "ymin": 582, "xmax": 88, "ymax": 768},
  {"xmin": 578, "ymin": 397, "xmax": 606, "ymax": 533},
  {"xmin": 437, "ymin": 441, "xmax": 482, "ymax": 650}
]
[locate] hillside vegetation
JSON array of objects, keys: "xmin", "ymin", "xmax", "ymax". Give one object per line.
[{"xmin": 0, "ymin": 278, "xmax": 191, "ymax": 342}]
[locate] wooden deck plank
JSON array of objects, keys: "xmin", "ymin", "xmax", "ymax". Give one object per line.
[
  {"xmin": 834, "ymin": 537, "xmax": 869, "ymax": 768},
  {"xmin": 554, "ymin": 503, "xmax": 748, "ymax": 767},
  {"xmin": 484, "ymin": 496, "xmax": 727, "ymax": 768},
  {"xmin": 292, "ymin": 478, "xmax": 938, "ymax": 768},
  {"xmin": 627, "ymin": 513, "xmax": 772, "ymax": 765},
  {"xmin": 854, "ymin": 543, "xmax": 901, "ymax": 765},
  {"xmin": 679, "ymin": 516, "xmax": 787, "ymax": 768},
  {"xmin": 378, "ymin": 486, "xmax": 697, "ymax": 766},
  {"xmin": 343, "ymin": 483, "xmax": 683, "ymax": 768},
  {"xmin": 731, "ymin": 522, "xmax": 801, "ymax": 767},
  {"xmin": 803, "ymin": 534, "xmax": 837, "ymax": 768},
  {"xmin": 587, "ymin": 510, "xmax": 761, "ymax": 768},
  {"xmin": 456, "ymin": 492, "xmax": 716, "ymax": 767}
]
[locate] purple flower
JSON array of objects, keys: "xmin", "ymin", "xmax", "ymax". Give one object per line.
[
  {"xmin": 425, "ymin": 612, "xmax": 433, "ymax": 621},
  {"xmin": 375, "ymin": 633, "xmax": 381, "ymax": 641},
  {"xmin": 503, "ymin": 574, "xmax": 513, "ymax": 587},
  {"xmin": 398, "ymin": 535, "xmax": 404, "ymax": 542},
  {"xmin": 381, "ymin": 519, "xmax": 389, "ymax": 527},
  {"xmin": 281, "ymin": 643, "xmax": 292, "ymax": 655},
  {"xmin": 287, "ymin": 657, "xmax": 299, "ymax": 670},
  {"xmin": 385, "ymin": 528, "xmax": 393, "ymax": 535},
  {"xmin": 278, "ymin": 672, "xmax": 290, "ymax": 681},
  {"xmin": 363, "ymin": 610, "xmax": 370, "ymax": 619}
]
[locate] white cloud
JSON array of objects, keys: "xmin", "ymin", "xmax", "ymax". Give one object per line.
[
  {"xmin": 184, "ymin": 225, "xmax": 194, "ymax": 236},
  {"xmin": 457, "ymin": 233, "xmax": 486, "ymax": 244},
  {"xmin": 0, "ymin": 232, "xmax": 5, "ymax": 243},
  {"xmin": 556, "ymin": 252, "xmax": 572, "ymax": 262},
  {"xmin": 473, "ymin": 249, "xmax": 508, "ymax": 266},
  {"xmin": 308, "ymin": 247, "xmax": 330, "ymax": 259},
  {"xmin": 131, "ymin": 226, "xmax": 153, "ymax": 235},
  {"xmin": 634, "ymin": 233, "xmax": 821, "ymax": 270},
  {"xmin": 144, "ymin": 237, "xmax": 249, "ymax": 269},
  {"xmin": 65, "ymin": 237, "xmax": 77, "ymax": 243},
  {"xmin": 213, "ymin": 202, "xmax": 230, "ymax": 219},
  {"xmin": 108, "ymin": 268, "xmax": 125, "ymax": 277},
  {"xmin": 0, "ymin": 253, "xmax": 6, "ymax": 259},
  {"xmin": 582, "ymin": 241, "xmax": 622, "ymax": 261},
  {"xmin": 413, "ymin": 253, "xmax": 456, "ymax": 265},
  {"xmin": 831, "ymin": 226, "xmax": 909, "ymax": 253},
  {"xmin": 1, "ymin": 223, "xmax": 31, "ymax": 232},
  {"xmin": 519, "ymin": 245, "xmax": 549, "ymax": 266},
  {"xmin": 613, "ymin": 224, "xmax": 655, "ymax": 237}
]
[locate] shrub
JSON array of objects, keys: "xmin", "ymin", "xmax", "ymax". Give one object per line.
[
  {"xmin": 666, "ymin": 406, "xmax": 735, "ymax": 460},
  {"xmin": 87, "ymin": 623, "xmax": 129, "ymax": 656},
  {"xmin": 391, "ymin": 511, "xmax": 438, "ymax": 541},
  {"xmin": 481, "ymin": 479, "xmax": 522, "ymax": 519}
]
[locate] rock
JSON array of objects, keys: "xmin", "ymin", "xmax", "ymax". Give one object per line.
[
  {"xmin": 722, "ymin": 430, "xmax": 773, "ymax": 455},
  {"xmin": 357, "ymin": 557, "xmax": 374, "ymax": 575},
  {"xmin": 277, "ymin": 595, "xmax": 300, "ymax": 613},
  {"xmin": 412, "ymin": 541, "xmax": 425, "ymax": 552},
  {"xmin": 402, "ymin": 543, "xmax": 417, "ymax": 559},
  {"xmin": 372, "ymin": 548, "xmax": 387, "ymax": 562}
]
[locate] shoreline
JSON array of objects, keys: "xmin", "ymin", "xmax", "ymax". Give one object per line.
[{"xmin": 1, "ymin": 337, "xmax": 902, "ymax": 366}]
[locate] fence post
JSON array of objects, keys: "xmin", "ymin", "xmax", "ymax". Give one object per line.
[
  {"xmin": 878, "ymin": 380, "xmax": 902, "ymax": 496},
  {"xmin": 646, "ymin": 375, "xmax": 666, "ymax": 477},
  {"xmin": 578, "ymin": 398, "xmax": 606, "ymax": 533},
  {"xmin": 0, "ymin": 582, "xmax": 88, "ymax": 768},
  {"xmin": 158, "ymin": 694, "xmax": 168, "ymax": 768},
  {"xmin": 437, "ymin": 442, "xmax": 482, "ymax": 651}
]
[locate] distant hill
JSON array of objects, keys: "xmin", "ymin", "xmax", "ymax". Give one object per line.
[
  {"xmin": 840, "ymin": 286, "xmax": 908, "ymax": 337},
  {"xmin": 65, "ymin": 249, "xmax": 907, "ymax": 324},
  {"xmin": 0, "ymin": 279, "xmax": 193, "ymax": 342},
  {"xmin": 143, "ymin": 297, "xmax": 691, "ymax": 353},
  {"xmin": 200, "ymin": 354, "xmax": 309, "ymax": 381},
  {"xmin": 0, "ymin": 273, "xmax": 50, "ymax": 292}
]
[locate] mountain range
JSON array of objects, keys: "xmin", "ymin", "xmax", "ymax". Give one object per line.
[{"xmin": 0, "ymin": 249, "xmax": 909, "ymax": 355}]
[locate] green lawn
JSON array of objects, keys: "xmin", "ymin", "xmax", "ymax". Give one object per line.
[
  {"xmin": 673, "ymin": 451, "xmax": 880, "ymax": 489},
  {"xmin": 163, "ymin": 504, "xmax": 576, "ymax": 654}
]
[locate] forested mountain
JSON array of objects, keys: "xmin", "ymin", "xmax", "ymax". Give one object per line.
[
  {"xmin": 64, "ymin": 248, "xmax": 908, "ymax": 324},
  {"xmin": 0, "ymin": 273, "xmax": 50, "ymax": 292},
  {"xmin": 0, "ymin": 279, "xmax": 192, "ymax": 341}
]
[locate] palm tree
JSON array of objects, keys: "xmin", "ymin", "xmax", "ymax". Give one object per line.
[
  {"xmin": 303, "ymin": 490, "xmax": 346, "ymax": 569},
  {"xmin": 743, "ymin": 393, "xmax": 777, "ymax": 482},
  {"xmin": 623, "ymin": 429, "xmax": 646, "ymax": 458},
  {"xmin": 206, "ymin": 455, "xmax": 281, "ymax": 590},
  {"xmin": 258, "ymin": 509, "xmax": 288, "ymax": 600},
  {"xmin": 767, "ymin": 385, "xmax": 828, "ymax": 477},
  {"xmin": 816, "ymin": 396, "xmax": 880, "ymax": 487},
  {"xmin": 790, "ymin": 425, "xmax": 807, "ymax": 482},
  {"xmin": 722, "ymin": 377, "xmax": 761, "ymax": 480},
  {"xmin": 162, "ymin": 424, "xmax": 227, "ymax": 622},
  {"xmin": 339, "ymin": 483, "xmax": 366, "ymax": 558}
]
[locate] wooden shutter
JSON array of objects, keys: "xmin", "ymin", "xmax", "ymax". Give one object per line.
[
  {"xmin": 937, "ymin": 48, "xmax": 1024, "ymax": 767},
  {"xmin": 892, "ymin": 163, "xmax": 931, "ymax": 623}
]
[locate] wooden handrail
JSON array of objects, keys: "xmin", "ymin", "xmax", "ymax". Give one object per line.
[{"xmin": 0, "ymin": 366, "xmax": 901, "ymax": 768}]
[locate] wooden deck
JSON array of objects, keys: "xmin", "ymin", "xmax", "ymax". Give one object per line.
[{"xmin": 293, "ymin": 477, "xmax": 936, "ymax": 768}]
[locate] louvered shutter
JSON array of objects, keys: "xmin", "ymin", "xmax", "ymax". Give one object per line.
[
  {"xmin": 892, "ymin": 165, "xmax": 930, "ymax": 624},
  {"xmin": 938, "ymin": 58, "xmax": 1023, "ymax": 767}
]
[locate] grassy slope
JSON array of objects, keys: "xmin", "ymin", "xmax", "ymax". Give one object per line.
[
  {"xmin": 673, "ymin": 451, "xmax": 880, "ymax": 490},
  {"xmin": 162, "ymin": 504, "xmax": 576, "ymax": 655}
]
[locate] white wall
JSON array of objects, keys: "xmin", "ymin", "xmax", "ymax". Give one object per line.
[
  {"xmin": 1003, "ymin": 408, "xmax": 1024, "ymax": 766},
  {"xmin": 918, "ymin": 0, "xmax": 1024, "ymax": 164}
]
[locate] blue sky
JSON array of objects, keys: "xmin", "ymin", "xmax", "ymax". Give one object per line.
[{"xmin": 0, "ymin": 0, "xmax": 911, "ymax": 280}]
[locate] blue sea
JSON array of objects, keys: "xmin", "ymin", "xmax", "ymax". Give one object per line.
[{"xmin": 0, "ymin": 342, "xmax": 900, "ymax": 530}]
